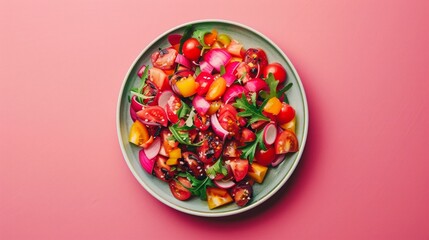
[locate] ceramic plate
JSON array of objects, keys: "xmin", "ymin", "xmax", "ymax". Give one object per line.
[{"xmin": 117, "ymin": 19, "xmax": 308, "ymax": 217}]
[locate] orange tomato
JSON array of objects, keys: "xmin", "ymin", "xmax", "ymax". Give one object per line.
[
  {"xmin": 176, "ymin": 75, "xmax": 197, "ymax": 97},
  {"xmin": 263, "ymin": 97, "xmax": 282, "ymax": 115},
  {"xmin": 128, "ymin": 120, "xmax": 150, "ymax": 147},
  {"xmin": 204, "ymin": 29, "xmax": 218, "ymax": 46},
  {"xmin": 206, "ymin": 101, "xmax": 221, "ymax": 115},
  {"xmin": 206, "ymin": 77, "xmax": 227, "ymax": 101}
]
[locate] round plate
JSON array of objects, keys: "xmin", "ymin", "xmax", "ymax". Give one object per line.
[{"xmin": 117, "ymin": 19, "xmax": 308, "ymax": 217}]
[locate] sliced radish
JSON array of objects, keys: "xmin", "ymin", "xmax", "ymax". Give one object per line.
[
  {"xmin": 271, "ymin": 154, "xmax": 286, "ymax": 167},
  {"xmin": 143, "ymin": 137, "xmax": 161, "ymax": 160},
  {"xmin": 263, "ymin": 123, "xmax": 277, "ymax": 145},
  {"xmin": 157, "ymin": 90, "xmax": 174, "ymax": 109},
  {"xmin": 210, "ymin": 114, "xmax": 229, "ymax": 141},
  {"xmin": 139, "ymin": 149, "xmax": 156, "ymax": 174},
  {"xmin": 192, "ymin": 95, "xmax": 210, "ymax": 116},
  {"xmin": 214, "ymin": 179, "xmax": 236, "ymax": 189}
]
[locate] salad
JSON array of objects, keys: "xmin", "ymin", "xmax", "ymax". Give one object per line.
[{"xmin": 128, "ymin": 25, "xmax": 299, "ymax": 209}]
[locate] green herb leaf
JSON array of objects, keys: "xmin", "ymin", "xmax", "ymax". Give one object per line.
[
  {"xmin": 220, "ymin": 65, "xmax": 226, "ymax": 76},
  {"xmin": 169, "ymin": 123, "xmax": 202, "ymax": 146},
  {"xmin": 178, "ymin": 25, "xmax": 195, "ymax": 54},
  {"xmin": 206, "ymin": 158, "xmax": 228, "ymax": 178},
  {"xmin": 192, "ymin": 29, "xmax": 210, "ymax": 47},
  {"xmin": 179, "ymin": 172, "xmax": 214, "ymax": 200},
  {"xmin": 239, "ymin": 130, "xmax": 266, "ymax": 163},
  {"xmin": 177, "ymin": 101, "xmax": 191, "ymax": 119},
  {"xmin": 129, "ymin": 66, "xmax": 150, "ymax": 103},
  {"xmin": 195, "ymin": 66, "xmax": 201, "ymax": 77},
  {"xmin": 260, "ymin": 73, "xmax": 293, "ymax": 100},
  {"xmin": 233, "ymin": 94, "xmax": 270, "ymax": 125}
]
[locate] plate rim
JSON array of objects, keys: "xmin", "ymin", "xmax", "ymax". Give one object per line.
[{"xmin": 116, "ymin": 19, "xmax": 309, "ymax": 217}]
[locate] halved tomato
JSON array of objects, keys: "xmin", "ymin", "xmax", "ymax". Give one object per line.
[
  {"xmin": 193, "ymin": 114, "xmax": 210, "ymax": 131},
  {"xmin": 136, "ymin": 106, "xmax": 168, "ymax": 127},
  {"xmin": 149, "ymin": 67, "xmax": 170, "ymax": 91},
  {"xmin": 197, "ymin": 131, "xmax": 223, "ymax": 164},
  {"xmin": 195, "ymin": 72, "xmax": 214, "ymax": 96},
  {"xmin": 241, "ymin": 128, "xmax": 256, "ymax": 143},
  {"xmin": 169, "ymin": 177, "xmax": 191, "ymax": 201},
  {"xmin": 141, "ymin": 80, "xmax": 159, "ymax": 106},
  {"xmin": 161, "ymin": 129, "xmax": 178, "ymax": 154},
  {"xmin": 128, "ymin": 120, "xmax": 150, "ymax": 147},
  {"xmin": 150, "ymin": 48, "xmax": 178, "ymax": 70},
  {"xmin": 277, "ymin": 103, "xmax": 296, "ymax": 125},
  {"xmin": 206, "ymin": 187, "xmax": 233, "ymax": 209},
  {"xmin": 229, "ymin": 159, "xmax": 249, "ymax": 182},
  {"xmin": 179, "ymin": 152, "xmax": 206, "ymax": 179},
  {"xmin": 275, "ymin": 130, "xmax": 299, "ymax": 154},
  {"xmin": 244, "ymin": 48, "xmax": 268, "ymax": 78},
  {"xmin": 254, "ymin": 147, "xmax": 276, "ymax": 166},
  {"xmin": 153, "ymin": 155, "xmax": 175, "ymax": 182},
  {"xmin": 166, "ymin": 94, "xmax": 181, "ymax": 124},
  {"xmin": 231, "ymin": 181, "xmax": 253, "ymax": 207}
]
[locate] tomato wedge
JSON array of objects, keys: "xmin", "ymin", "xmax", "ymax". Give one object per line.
[
  {"xmin": 229, "ymin": 159, "xmax": 249, "ymax": 182},
  {"xmin": 206, "ymin": 77, "xmax": 227, "ymax": 101},
  {"xmin": 275, "ymin": 130, "xmax": 299, "ymax": 154},
  {"xmin": 169, "ymin": 177, "xmax": 192, "ymax": 201},
  {"xmin": 136, "ymin": 106, "xmax": 168, "ymax": 127},
  {"xmin": 128, "ymin": 120, "xmax": 150, "ymax": 147},
  {"xmin": 206, "ymin": 187, "xmax": 233, "ymax": 209},
  {"xmin": 151, "ymin": 48, "xmax": 178, "ymax": 70}
]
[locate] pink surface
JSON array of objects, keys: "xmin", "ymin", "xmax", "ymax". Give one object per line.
[{"xmin": 1, "ymin": 0, "xmax": 428, "ymax": 239}]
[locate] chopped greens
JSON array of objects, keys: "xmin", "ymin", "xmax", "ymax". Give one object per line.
[
  {"xmin": 233, "ymin": 94, "xmax": 270, "ymax": 125},
  {"xmin": 179, "ymin": 172, "xmax": 214, "ymax": 200},
  {"xmin": 239, "ymin": 129, "xmax": 266, "ymax": 163}
]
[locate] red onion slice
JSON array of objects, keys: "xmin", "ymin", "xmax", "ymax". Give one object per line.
[
  {"xmin": 143, "ymin": 137, "xmax": 161, "ymax": 160},
  {"xmin": 157, "ymin": 90, "xmax": 174, "ymax": 109},
  {"xmin": 131, "ymin": 95, "xmax": 144, "ymax": 112},
  {"xmin": 199, "ymin": 60, "xmax": 214, "ymax": 73},
  {"xmin": 225, "ymin": 61, "xmax": 240, "ymax": 75},
  {"xmin": 214, "ymin": 179, "xmax": 236, "ymax": 189},
  {"xmin": 271, "ymin": 154, "xmax": 286, "ymax": 167},
  {"xmin": 204, "ymin": 49, "xmax": 232, "ymax": 72},
  {"xmin": 192, "ymin": 95, "xmax": 211, "ymax": 116},
  {"xmin": 210, "ymin": 114, "xmax": 229, "ymax": 141},
  {"xmin": 245, "ymin": 78, "xmax": 268, "ymax": 92},
  {"xmin": 222, "ymin": 73, "xmax": 236, "ymax": 87},
  {"xmin": 175, "ymin": 54, "xmax": 192, "ymax": 69},
  {"xmin": 139, "ymin": 149, "xmax": 156, "ymax": 174},
  {"xmin": 223, "ymin": 85, "xmax": 247, "ymax": 104}
]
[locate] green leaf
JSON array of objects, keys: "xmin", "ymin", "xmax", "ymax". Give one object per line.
[
  {"xmin": 192, "ymin": 29, "xmax": 210, "ymax": 47},
  {"xmin": 260, "ymin": 73, "xmax": 293, "ymax": 100},
  {"xmin": 178, "ymin": 25, "xmax": 195, "ymax": 54},
  {"xmin": 233, "ymin": 94, "xmax": 270, "ymax": 125},
  {"xmin": 220, "ymin": 65, "xmax": 226, "ymax": 76},
  {"xmin": 179, "ymin": 172, "xmax": 214, "ymax": 200},
  {"xmin": 195, "ymin": 66, "xmax": 201, "ymax": 77},
  {"xmin": 130, "ymin": 66, "xmax": 150, "ymax": 103},
  {"xmin": 239, "ymin": 129, "xmax": 266, "ymax": 163},
  {"xmin": 177, "ymin": 101, "xmax": 191, "ymax": 119},
  {"xmin": 169, "ymin": 123, "xmax": 202, "ymax": 147},
  {"xmin": 206, "ymin": 158, "xmax": 228, "ymax": 178}
]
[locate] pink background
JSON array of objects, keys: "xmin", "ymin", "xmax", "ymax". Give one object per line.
[{"xmin": 1, "ymin": 0, "xmax": 428, "ymax": 239}]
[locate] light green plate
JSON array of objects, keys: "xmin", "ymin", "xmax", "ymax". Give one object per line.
[{"xmin": 117, "ymin": 19, "xmax": 308, "ymax": 217}]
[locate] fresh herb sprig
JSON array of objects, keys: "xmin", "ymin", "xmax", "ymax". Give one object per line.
[
  {"xmin": 178, "ymin": 172, "xmax": 214, "ymax": 200},
  {"xmin": 169, "ymin": 123, "xmax": 202, "ymax": 146},
  {"xmin": 239, "ymin": 129, "xmax": 266, "ymax": 163},
  {"xmin": 206, "ymin": 158, "xmax": 228, "ymax": 178},
  {"xmin": 233, "ymin": 94, "xmax": 270, "ymax": 125},
  {"xmin": 260, "ymin": 73, "xmax": 293, "ymax": 103},
  {"xmin": 130, "ymin": 66, "xmax": 149, "ymax": 103}
]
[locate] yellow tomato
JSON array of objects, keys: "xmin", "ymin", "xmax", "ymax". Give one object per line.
[
  {"xmin": 280, "ymin": 116, "xmax": 296, "ymax": 133},
  {"xmin": 248, "ymin": 163, "xmax": 268, "ymax": 184},
  {"xmin": 128, "ymin": 120, "xmax": 149, "ymax": 146},
  {"xmin": 206, "ymin": 77, "xmax": 227, "ymax": 101},
  {"xmin": 176, "ymin": 76, "xmax": 197, "ymax": 97},
  {"xmin": 206, "ymin": 187, "xmax": 233, "ymax": 209},
  {"xmin": 263, "ymin": 97, "xmax": 282, "ymax": 115},
  {"xmin": 169, "ymin": 148, "xmax": 181, "ymax": 159},
  {"xmin": 206, "ymin": 101, "xmax": 221, "ymax": 115}
]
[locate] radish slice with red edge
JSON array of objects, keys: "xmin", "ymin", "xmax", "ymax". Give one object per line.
[
  {"xmin": 192, "ymin": 95, "xmax": 210, "ymax": 116},
  {"xmin": 175, "ymin": 54, "xmax": 192, "ymax": 69},
  {"xmin": 214, "ymin": 179, "xmax": 236, "ymax": 189},
  {"xmin": 210, "ymin": 114, "xmax": 229, "ymax": 141},
  {"xmin": 131, "ymin": 95, "xmax": 144, "ymax": 112},
  {"xmin": 271, "ymin": 154, "xmax": 286, "ymax": 167},
  {"xmin": 168, "ymin": 34, "xmax": 182, "ymax": 46},
  {"xmin": 222, "ymin": 72, "xmax": 236, "ymax": 87},
  {"xmin": 199, "ymin": 60, "xmax": 213, "ymax": 73},
  {"xmin": 223, "ymin": 85, "xmax": 247, "ymax": 104},
  {"xmin": 204, "ymin": 49, "xmax": 231, "ymax": 72},
  {"xmin": 245, "ymin": 78, "xmax": 268, "ymax": 92},
  {"xmin": 139, "ymin": 149, "xmax": 156, "ymax": 174},
  {"xmin": 157, "ymin": 90, "xmax": 174, "ymax": 109},
  {"xmin": 143, "ymin": 137, "xmax": 161, "ymax": 160},
  {"xmin": 263, "ymin": 123, "xmax": 277, "ymax": 145},
  {"xmin": 137, "ymin": 65, "xmax": 146, "ymax": 78}
]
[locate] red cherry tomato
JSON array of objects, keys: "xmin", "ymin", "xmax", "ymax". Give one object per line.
[
  {"xmin": 150, "ymin": 48, "xmax": 178, "ymax": 70},
  {"xmin": 136, "ymin": 106, "xmax": 168, "ymax": 127},
  {"xmin": 153, "ymin": 155, "xmax": 175, "ymax": 182},
  {"xmin": 166, "ymin": 95, "xmax": 181, "ymax": 124},
  {"xmin": 275, "ymin": 130, "xmax": 299, "ymax": 154},
  {"xmin": 169, "ymin": 177, "xmax": 192, "ymax": 200},
  {"xmin": 254, "ymin": 147, "xmax": 276, "ymax": 166},
  {"xmin": 229, "ymin": 159, "xmax": 249, "ymax": 182},
  {"xmin": 193, "ymin": 114, "xmax": 210, "ymax": 131},
  {"xmin": 241, "ymin": 128, "xmax": 256, "ymax": 143},
  {"xmin": 263, "ymin": 62, "xmax": 287, "ymax": 84},
  {"xmin": 231, "ymin": 181, "xmax": 253, "ymax": 207},
  {"xmin": 197, "ymin": 131, "xmax": 223, "ymax": 164},
  {"xmin": 244, "ymin": 48, "xmax": 268, "ymax": 78},
  {"xmin": 277, "ymin": 103, "xmax": 296, "ymax": 125},
  {"xmin": 182, "ymin": 38, "xmax": 201, "ymax": 61},
  {"xmin": 195, "ymin": 72, "xmax": 214, "ymax": 96}
]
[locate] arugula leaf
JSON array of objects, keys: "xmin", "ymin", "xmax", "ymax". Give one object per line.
[
  {"xmin": 169, "ymin": 123, "xmax": 202, "ymax": 146},
  {"xmin": 260, "ymin": 73, "xmax": 293, "ymax": 100},
  {"xmin": 177, "ymin": 101, "xmax": 191, "ymax": 119},
  {"xmin": 206, "ymin": 158, "xmax": 228, "ymax": 178},
  {"xmin": 239, "ymin": 130, "xmax": 266, "ymax": 163},
  {"xmin": 220, "ymin": 65, "xmax": 226, "ymax": 76},
  {"xmin": 178, "ymin": 25, "xmax": 195, "ymax": 54},
  {"xmin": 130, "ymin": 66, "xmax": 149, "ymax": 103},
  {"xmin": 179, "ymin": 172, "xmax": 214, "ymax": 200},
  {"xmin": 233, "ymin": 94, "xmax": 270, "ymax": 125}
]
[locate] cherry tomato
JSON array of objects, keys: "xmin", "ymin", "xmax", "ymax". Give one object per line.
[
  {"xmin": 141, "ymin": 80, "xmax": 159, "ymax": 106},
  {"xmin": 179, "ymin": 152, "xmax": 206, "ymax": 179},
  {"xmin": 244, "ymin": 48, "xmax": 268, "ymax": 78},
  {"xmin": 151, "ymin": 48, "xmax": 178, "ymax": 70},
  {"xmin": 204, "ymin": 29, "xmax": 217, "ymax": 46},
  {"xmin": 195, "ymin": 72, "xmax": 214, "ymax": 96},
  {"xmin": 231, "ymin": 181, "xmax": 253, "ymax": 207},
  {"xmin": 197, "ymin": 131, "xmax": 223, "ymax": 164},
  {"xmin": 136, "ymin": 106, "xmax": 168, "ymax": 127},
  {"xmin": 206, "ymin": 101, "xmax": 221, "ymax": 115},
  {"xmin": 176, "ymin": 75, "xmax": 197, "ymax": 97},
  {"xmin": 166, "ymin": 94, "xmax": 181, "ymax": 124},
  {"xmin": 263, "ymin": 97, "xmax": 282, "ymax": 115},
  {"xmin": 162, "ymin": 129, "xmax": 178, "ymax": 154},
  {"xmin": 229, "ymin": 159, "xmax": 249, "ymax": 182},
  {"xmin": 218, "ymin": 110, "xmax": 240, "ymax": 138},
  {"xmin": 254, "ymin": 147, "xmax": 276, "ymax": 166},
  {"xmin": 153, "ymin": 155, "xmax": 176, "ymax": 182},
  {"xmin": 263, "ymin": 62, "xmax": 287, "ymax": 84},
  {"xmin": 277, "ymin": 103, "xmax": 296, "ymax": 125},
  {"xmin": 169, "ymin": 178, "xmax": 191, "ymax": 201},
  {"xmin": 235, "ymin": 62, "xmax": 250, "ymax": 83},
  {"xmin": 223, "ymin": 141, "xmax": 242, "ymax": 158},
  {"xmin": 275, "ymin": 130, "xmax": 299, "ymax": 154},
  {"xmin": 149, "ymin": 67, "xmax": 170, "ymax": 91},
  {"xmin": 206, "ymin": 187, "xmax": 233, "ymax": 209},
  {"xmin": 193, "ymin": 114, "xmax": 210, "ymax": 131},
  {"xmin": 182, "ymin": 38, "xmax": 201, "ymax": 61},
  {"xmin": 241, "ymin": 128, "xmax": 256, "ymax": 143},
  {"xmin": 206, "ymin": 77, "xmax": 227, "ymax": 101}
]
